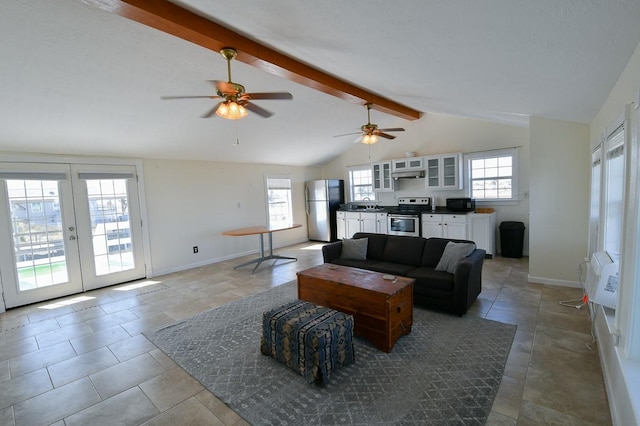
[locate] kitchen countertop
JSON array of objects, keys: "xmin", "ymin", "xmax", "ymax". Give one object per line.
[{"xmin": 337, "ymin": 206, "xmax": 475, "ymax": 214}]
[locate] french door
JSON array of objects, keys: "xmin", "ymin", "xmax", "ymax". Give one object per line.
[{"xmin": 0, "ymin": 162, "xmax": 145, "ymax": 308}]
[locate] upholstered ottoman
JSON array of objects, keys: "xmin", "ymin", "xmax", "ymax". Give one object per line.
[{"xmin": 260, "ymin": 300, "xmax": 355, "ymax": 384}]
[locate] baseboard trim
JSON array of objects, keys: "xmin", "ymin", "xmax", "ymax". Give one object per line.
[{"xmin": 527, "ymin": 275, "xmax": 581, "ymax": 288}]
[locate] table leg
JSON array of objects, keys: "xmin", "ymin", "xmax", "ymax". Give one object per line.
[{"xmin": 232, "ymin": 232, "xmax": 297, "ymax": 274}]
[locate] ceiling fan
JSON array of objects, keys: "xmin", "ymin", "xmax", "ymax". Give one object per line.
[
  {"xmin": 334, "ymin": 103, "xmax": 405, "ymax": 144},
  {"xmin": 161, "ymin": 47, "xmax": 293, "ymax": 119}
]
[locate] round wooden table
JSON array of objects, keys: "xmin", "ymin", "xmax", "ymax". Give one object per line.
[{"xmin": 222, "ymin": 224, "xmax": 302, "ymax": 273}]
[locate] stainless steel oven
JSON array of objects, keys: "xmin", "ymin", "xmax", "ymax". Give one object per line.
[{"xmin": 387, "ymin": 214, "xmax": 421, "ymax": 237}]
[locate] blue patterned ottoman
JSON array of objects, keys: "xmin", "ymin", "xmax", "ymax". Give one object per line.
[{"xmin": 260, "ymin": 300, "xmax": 355, "ymax": 384}]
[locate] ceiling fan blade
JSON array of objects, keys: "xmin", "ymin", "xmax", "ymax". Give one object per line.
[
  {"xmin": 377, "ymin": 128, "xmax": 405, "ymax": 132},
  {"xmin": 245, "ymin": 92, "xmax": 293, "ymax": 100},
  {"xmin": 333, "ymin": 131, "xmax": 362, "ymax": 138},
  {"xmin": 201, "ymin": 102, "xmax": 222, "ymax": 118},
  {"xmin": 243, "ymin": 101, "xmax": 273, "ymax": 118},
  {"xmin": 161, "ymin": 95, "xmax": 219, "ymax": 100},
  {"xmin": 375, "ymin": 132, "xmax": 396, "ymax": 140}
]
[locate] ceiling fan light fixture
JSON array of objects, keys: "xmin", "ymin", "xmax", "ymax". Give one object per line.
[
  {"xmin": 362, "ymin": 134, "xmax": 378, "ymax": 144},
  {"xmin": 216, "ymin": 100, "xmax": 247, "ymax": 120}
]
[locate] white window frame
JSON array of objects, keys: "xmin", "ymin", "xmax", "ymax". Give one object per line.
[
  {"xmin": 465, "ymin": 148, "xmax": 519, "ymax": 203},
  {"xmin": 265, "ymin": 175, "xmax": 293, "ymax": 228},
  {"xmin": 347, "ymin": 165, "xmax": 376, "ymax": 202}
]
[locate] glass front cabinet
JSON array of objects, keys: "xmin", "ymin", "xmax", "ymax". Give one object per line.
[
  {"xmin": 425, "ymin": 153, "xmax": 463, "ymax": 190},
  {"xmin": 372, "ymin": 161, "xmax": 394, "ymax": 192}
]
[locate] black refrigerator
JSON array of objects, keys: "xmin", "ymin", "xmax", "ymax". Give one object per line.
[{"xmin": 305, "ymin": 179, "xmax": 345, "ymax": 242}]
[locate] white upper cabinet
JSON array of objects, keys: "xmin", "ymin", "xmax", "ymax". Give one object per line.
[
  {"xmin": 372, "ymin": 161, "xmax": 394, "ymax": 192},
  {"xmin": 392, "ymin": 157, "xmax": 424, "ymax": 172},
  {"xmin": 424, "ymin": 153, "xmax": 463, "ymax": 190}
]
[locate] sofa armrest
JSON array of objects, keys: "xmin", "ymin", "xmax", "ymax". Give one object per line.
[
  {"xmin": 452, "ymin": 248, "xmax": 486, "ymax": 315},
  {"xmin": 322, "ymin": 241, "xmax": 343, "ymax": 263}
]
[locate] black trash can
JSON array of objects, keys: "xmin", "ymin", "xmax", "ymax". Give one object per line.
[{"xmin": 500, "ymin": 221, "xmax": 525, "ymax": 258}]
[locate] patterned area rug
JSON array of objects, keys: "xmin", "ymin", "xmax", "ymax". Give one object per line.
[{"xmin": 144, "ymin": 281, "xmax": 516, "ymax": 425}]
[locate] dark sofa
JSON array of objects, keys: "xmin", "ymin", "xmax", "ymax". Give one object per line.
[{"xmin": 321, "ymin": 232, "xmax": 486, "ymax": 316}]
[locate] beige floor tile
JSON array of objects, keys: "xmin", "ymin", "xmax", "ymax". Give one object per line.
[
  {"xmin": 0, "ymin": 406, "xmax": 14, "ymax": 426},
  {"xmin": 139, "ymin": 367, "xmax": 204, "ymax": 412},
  {"xmin": 2, "ymin": 318, "xmax": 60, "ymax": 343},
  {"xmin": 0, "ymin": 368, "xmax": 52, "ymax": 410},
  {"xmin": 149, "ymin": 348, "xmax": 177, "ymax": 370},
  {"xmin": 26, "ymin": 305, "xmax": 75, "ymax": 324},
  {"xmin": 9, "ymin": 341, "xmax": 76, "ymax": 377},
  {"xmin": 0, "ymin": 360, "xmax": 10, "ymax": 382},
  {"xmin": 0, "ymin": 337, "xmax": 38, "ymax": 364},
  {"xmin": 517, "ymin": 399, "xmax": 606, "ymax": 426},
  {"xmin": 100, "ymin": 297, "xmax": 144, "ymax": 315},
  {"xmin": 485, "ymin": 306, "xmax": 538, "ymax": 332},
  {"xmin": 70, "ymin": 324, "xmax": 131, "ymax": 354},
  {"xmin": 120, "ymin": 313, "xmax": 175, "ymax": 335},
  {"xmin": 35, "ymin": 322, "xmax": 94, "ymax": 348},
  {"xmin": 195, "ymin": 390, "xmax": 246, "ymax": 426},
  {"xmin": 533, "ymin": 324, "xmax": 595, "ymax": 355},
  {"xmin": 141, "ymin": 396, "xmax": 224, "ymax": 426},
  {"xmin": 64, "ymin": 386, "xmax": 159, "ymax": 426},
  {"xmin": 491, "ymin": 375, "xmax": 524, "ymax": 419},
  {"xmin": 485, "ymin": 409, "xmax": 517, "ymax": 425},
  {"xmin": 523, "ymin": 366, "xmax": 611, "ymax": 425},
  {"xmin": 90, "ymin": 353, "xmax": 166, "ymax": 399},
  {"xmin": 85, "ymin": 309, "xmax": 139, "ymax": 332},
  {"xmin": 108, "ymin": 334, "xmax": 157, "ymax": 362},
  {"xmin": 13, "ymin": 377, "xmax": 101, "ymax": 425},
  {"xmin": 47, "ymin": 347, "xmax": 119, "ymax": 388},
  {"xmin": 55, "ymin": 306, "xmax": 107, "ymax": 328}
]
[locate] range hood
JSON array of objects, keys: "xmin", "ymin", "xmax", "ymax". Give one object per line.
[{"xmin": 391, "ymin": 170, "xmax": 425, "ymax": 180}]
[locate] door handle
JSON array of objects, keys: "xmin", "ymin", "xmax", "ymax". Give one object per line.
[{"xmin": 69, "ymin": 235, "xmax": 77, "ymax": 240}]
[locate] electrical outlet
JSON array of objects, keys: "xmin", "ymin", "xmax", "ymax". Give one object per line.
[{"xmin": 193, "ymin": 246, "xmax": 198, "ymax": 254}]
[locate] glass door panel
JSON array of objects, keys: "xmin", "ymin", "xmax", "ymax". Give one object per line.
[
  {"xmin": 0, "ymin": 164, "xmax": 83, "ymax": 308},
  {"xmin": 72, "ymin": 165, "xmax": 145, "ymax": 291}
]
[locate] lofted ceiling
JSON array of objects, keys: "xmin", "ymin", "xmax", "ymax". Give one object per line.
[{"xmin": 1, "ymin": 0, "xmax": 640, "ymax": 166}]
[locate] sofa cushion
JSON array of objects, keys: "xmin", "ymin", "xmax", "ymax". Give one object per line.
[
  {"xmin": 435, "ymin": 242, "xmax": 477, "ymax": 273},
  {"xmin": 407, "ymin": 267, "xmax": 455, "ymax": 292},
  {"xmin": 340, "ymin": 238, "xmax": 368, "ymax": 260},
  {"xmin": 353, "ymin": 233, "xmax": 387, "ymax": 260},
  {"xmin": 331, "ymin": 258, "xmax": 381, "ymax": 270},
  {"xmin": 364, "ymin": 261, "xmax": 416, "ymax": 276},
  {"xmin": 382, "ymin": 235, "xmax": 426, "ymax": 266}
]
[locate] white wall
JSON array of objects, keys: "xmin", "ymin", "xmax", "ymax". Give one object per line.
[
  {"xmin": 322, "ymin": 111, "xmax": 531, "ymax": 254},
  {"xmin": 528, "ymin": 117, "xmax": 590, "ymax": 285},
  {"xmin": 142, "ymin": 159, "xmax": 321, "ymax": 275}
]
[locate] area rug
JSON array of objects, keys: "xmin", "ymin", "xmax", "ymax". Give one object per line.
[{"xmin": 144, "ymin": 281, "xmax": 516, "ymax": 425}]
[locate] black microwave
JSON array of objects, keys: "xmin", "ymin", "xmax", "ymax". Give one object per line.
[{"xmin": 446, "ymin": 198, "xmax": 476, "ymax": 212}]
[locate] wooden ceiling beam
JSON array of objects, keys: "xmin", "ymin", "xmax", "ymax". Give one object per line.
[{"xmin": 81, "ymin": 0, "xmax": 421, "ymax": 120}]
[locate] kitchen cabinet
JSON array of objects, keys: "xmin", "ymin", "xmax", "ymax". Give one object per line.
[
  {"xmin": 421, "ymin": 213, "xmax": 467, "ymax": 239},
  {"xmin": 467, "ymin": 212, "xmax": 497, "ymax": 257},
  {"xmin": 345, "ymin": 211, "xmax": 377, "ymax": 238},
  {"xmin": 392, "ymin": 157, "xmax": 424, "ymax": 172},
  {"xmin": 376, "ymin": 212, "xmax": 388, "ymax": 234},
  {"xmin": 424, "ymin": 153, "xmax": 463, "ymax": 190},
  {"xmin": 372, "ymin": 161, "xmax": 394, "ymax": 192},
  {"xmin": 336, "ymin": 211, "xmax": 346, "ymax": 240}
]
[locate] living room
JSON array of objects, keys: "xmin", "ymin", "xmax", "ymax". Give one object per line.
[{"xmin": 2, "ymin": 1, "xmax": 640, "ymax": 424}]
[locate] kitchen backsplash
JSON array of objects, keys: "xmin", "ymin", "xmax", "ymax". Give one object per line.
[{"xmin": 376, "ymin": 178, "xmax": 468, "ymax": 206}]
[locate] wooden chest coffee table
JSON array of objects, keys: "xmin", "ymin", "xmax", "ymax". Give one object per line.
[{"xmin": 297, "ymin": 264, "xmax": 414, "ymax": 352}]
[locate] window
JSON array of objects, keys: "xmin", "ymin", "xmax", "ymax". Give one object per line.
[
  {"xmin": 588, "ymin": 145, "xmax": 602, "ymax": 258},
  {"xmin": 603, "ymin": 124, "xmax": 625, "ymax": 262},
  {"xmin": 466, "ymin": 148, "xmax": 518, "ymax": 201},
  {"xmin": 348, "ymin": 166, "xmax": 375, "ymax": 202},
  {"xmin": 266, "ymin": 177, "xmax": 293, "ymax": 228}
]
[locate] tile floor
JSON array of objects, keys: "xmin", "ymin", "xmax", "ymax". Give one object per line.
[{"xmin": 0, "ymin": 242, "xmax": 611, "ymax": 425}]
